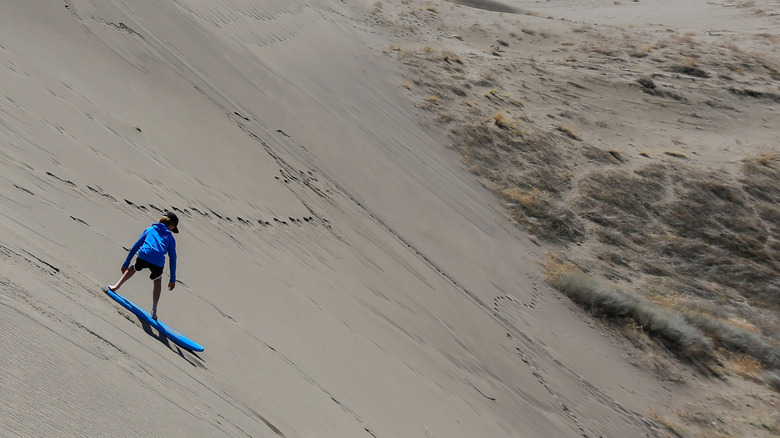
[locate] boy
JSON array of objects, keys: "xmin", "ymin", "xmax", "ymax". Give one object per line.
[{"xmin": 104, "ymin": 212, "xmax": 179, "ymax": 320}]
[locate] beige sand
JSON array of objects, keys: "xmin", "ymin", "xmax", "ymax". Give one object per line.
[{"xmin": 0, "ymin": 0, "xmax": 776, "ymax": 437}]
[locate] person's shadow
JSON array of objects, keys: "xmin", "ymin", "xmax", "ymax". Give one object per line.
[
  {"xmin": 106, "ymin": 288, "xmax": 204, "ymax": 367},
  {"xmin": 137, "ymin": 317, "xmax": 204, "ymax": 367}
]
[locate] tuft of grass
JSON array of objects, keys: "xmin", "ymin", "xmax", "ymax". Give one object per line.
[
  {"xmin": 669, "ymin": 64, "xmax": 710, "ymax": 78},
  {"xmin": 577, "ymin": 169, "xmax": 666, "ymax": 233},
  {"xmin": 442, "ymin": 51, "xmax": 462, "ymax": 64},
  {"xmin": 649, "ymin": 409, "xmax": 684, "ymax": 436},
  {"xmin": 757, "ymin": 152, "xmax": 778, "ymax": 167},
  {"xmin": 763, "ymin": 370, "xmax": 780, "ymax": 391},
  {"xmin": 556, "ymin": 125, "xmax": 581, "ymax": 141},
  {"xmin": 545, "ymin": 263, "xmax": 714, "ymax": 357},
  {"xmin": 742, "ymin": 153, "xmax": 780, "ymax": 203},
  {"xmin": 545, "ymin": 258, "xmax": 780, "ymax": 380},
  {"xmin": 687, "ymin": 313, "xmax": 780, "ymax": 369},
  {"xmin": 664, "ymin": 151, "xmax": 687, "ymax": 159},
  {"xmin": 732, "ymin": 355, "xmax": 763, "ymax": 379},
  {"xmin": 493, "ymin": 112, "xmax": 510, "ymax": 129},
  {"xmin": 502, "ymin": 188, "xmax": 583, "ymax": 241}
]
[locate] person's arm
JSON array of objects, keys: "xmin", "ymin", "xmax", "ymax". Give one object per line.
[
  {"xmin": 167, "ymin": 238, "xmax": 177, "ymax": 285},
  {"xmin": 123, "ymin": 228, "xmax": 148, "ymax": 269}
]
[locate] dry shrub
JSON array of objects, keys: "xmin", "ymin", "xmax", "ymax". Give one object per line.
[
  {"xmin": 763, "ymin": 370, "xmax": 780, "ymax": 391},
  {"xmin": 648, "ymin": 409, "xmax": 684, "ymax": 436},
  {"xmin": 742, "ymin": 153, "xmax": 780, "ymax": 203},
  {"xmin": 502, "ymin": 189, "xmax": 582, "ymax": 241},
  {"xmin": 493, "ymin": 112, "xmax": 511, "ymax": 129},
  {"xmin": 732, "ymin": 355, "xmax": 763, "ymax": 379},
  {"xmin": 668, "ymin": 64, "xmax": 710, "ymax": 78},
  {"xmin": 664, "ymin": 151, "xmax": 687, "ymax": 158},
  {"xmin": 687, "ymin": 313, "xmax": 780, "ymax": 369},
  {"xmin": 578, "ymin": 169, "xmax": 666, "ymax": 234},
  {"xmin": 556, "ymin": 125, "xmax": 581, "ymax": 141},
  {"xmin": 659, "ymin": 168, "xmax": 780, "ymax": 310},
  {"xmin": 574, "ymin": 160, "xmax": 779, "ymax": 311},
  {"xmin": 637, "ymin": 77, "xmax": 685, "ymax": 100},
  {"xmin": 450, "ymin": 123, "xmax": 584, "ymax": 241},
  {"xmin": 757, "ymin": 152, "xmax": 779, "ymax": 166},
  {"xmin": 547, "ymin": 270, "xmax": 713, "ymax": 357}
]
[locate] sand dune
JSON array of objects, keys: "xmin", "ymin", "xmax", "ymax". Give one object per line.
[{"xmin": 1, "ymin": 0, "xmax": 776, "ymax": 437}]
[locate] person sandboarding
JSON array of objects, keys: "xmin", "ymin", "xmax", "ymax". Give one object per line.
[{"xmin": 104, "ymin": 212, "xmax": 179, "ymax": 320}]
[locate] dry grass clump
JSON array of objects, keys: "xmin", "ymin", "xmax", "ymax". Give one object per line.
[
  {"xmin": 731, "ymin": 355, "xmax": 763, "ymax": 379},
  {"xmin": 578, "ymin": 169, "xmax": 666, "ymax": 234},
  {"xmin": 545, "ymin": 261, "xmax": 713, "ymax": 357},
  {"xmin": 668, "ymin": 63, "xmax": 710, "ymax": 78},
  {"xmin": 565, "ymin": 161, "xmax": 779, "ymax": 313},
  {"xmin": 493, "ymin": 112, "xmax": 511, "ymax": 129},
  {"xmin": 742, "ymin": 152, "xmax": 780, "ymax": 203},
  {"xmin": 764, "ymin": 371, "xmax": 780, "ymax": 391},
  {"xmin": 501, "ymin": 188, "xmax": 583, "ymax": 242},
  {"xmin": 659, "ymin": 168, "xmax": 780, "ymax": 310},
  {"xmin": 449, "ymin": 122, "xmax": 584, "ymax": 242},
  {"xmin": 636, "ymin": 77, "xmax": 685, "ymax": 100},
  {"xmin": 688, "ymin": 313, "xmax": 780, "ymax": 369},
  {"xmin": 555, "ymin": 125, "xmax": 581, "ymax": 141},
  {"xmin": 546, "ymin": 260, "xmax": 780, "ymax": 375}
]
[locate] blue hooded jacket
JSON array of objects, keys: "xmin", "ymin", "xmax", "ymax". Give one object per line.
[{"xmin": 123, "ymin": 223, "xmax": 177, "ymax": 282}]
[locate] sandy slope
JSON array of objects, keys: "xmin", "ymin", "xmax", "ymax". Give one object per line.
[
  {"xmin": 2, "ymin": 0, "xmax": 763, "ymax": 436},
  {"xmin": 371, "ymin": 0, "xmax": 779, "ymax": 434}
]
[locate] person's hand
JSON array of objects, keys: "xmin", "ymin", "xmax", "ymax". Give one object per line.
[{"xmin": 168, "ymin": 281, "xmax": 176, "ymax": 291}]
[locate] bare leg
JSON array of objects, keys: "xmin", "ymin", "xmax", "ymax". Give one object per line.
[
  {"xmin": 109, "ymin": 266, "xmax": 136, "ymax": 291},
  {"xmin": 151, "ymin": 277, "xmax": 162, "ymax": 320}
]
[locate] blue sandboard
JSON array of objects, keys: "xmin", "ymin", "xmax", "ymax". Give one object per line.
[{"xmin": 104, "ymin": 287, "xmax": 204, "ymax": 352}]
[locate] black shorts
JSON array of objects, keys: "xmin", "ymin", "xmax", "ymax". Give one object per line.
[{"xmin": 134, "ymin": 257, "xmax": 164, "ymax": 281}]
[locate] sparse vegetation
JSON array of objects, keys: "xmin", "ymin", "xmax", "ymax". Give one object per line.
[
  {"xmin": 546, "ymin": 259, "xmax": 780, "ymax": 375},
  {"xmin": 389, "ymin": 1, "xmax": 780, "ymax": 407},
  {"xmin": 556, "ymin": 125, "xmax": 581, "ymax": 141},
  {"xmin": 493, "ymin": 112, "xmax": 510, "ymax": 129},
  {"xmin": 545, "ymin": 260, "xmax": 714, "ymax": 358}
]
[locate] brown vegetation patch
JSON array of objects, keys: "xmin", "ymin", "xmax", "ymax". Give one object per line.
[{"xmin": 388, "ymin": 8, "xmax": 780, "ymax": 395}]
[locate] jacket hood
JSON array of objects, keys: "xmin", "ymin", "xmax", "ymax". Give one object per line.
[{"xmin": 152, "ymin": 222, "xmax": 173, "ymax": 235}]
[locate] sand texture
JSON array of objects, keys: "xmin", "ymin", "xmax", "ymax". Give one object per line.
[{"xmin": 1, "ymin": 0, "xmax": 778, "ymax": 437}]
